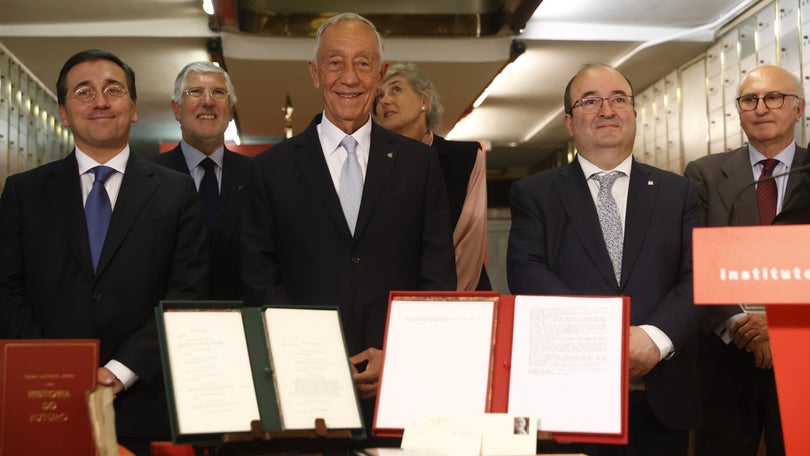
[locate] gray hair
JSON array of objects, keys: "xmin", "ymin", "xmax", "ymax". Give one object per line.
[
  {"xmin": 172, "ymin": 61, "xmax": 237, "ymax": 106},
  {"xmin": 382, "ymin": 62, "xmax": 444, "ymax": 132},
  {"xmin": 564, "ymin": 63, "xmax": 633, "ymax": 115},
  {"xmin": 313, "ymin": 13, "xmax": 384, "ymax": 68}
]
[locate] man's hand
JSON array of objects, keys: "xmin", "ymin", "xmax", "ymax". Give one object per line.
[
  {"xmin": 628, "ymin": 326, "xmax": 660, "ymax": 378},
  {"xmin": 350, "ymin": 348, "xmax": 382, "ymax": 400},
  {"xmin": 730, "ymin": 313, "xmax": 769, "ymax": 350},
  {"xmin": 97, "ymin": 367, "xmax": 124, "ymax": 396},
  {"xmin": 746, "ymin": 339, "xmax": 773, "ymax": 369}
]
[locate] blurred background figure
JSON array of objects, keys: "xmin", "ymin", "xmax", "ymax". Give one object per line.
[{"xmin": 375, "ymin": 62, "xmax": 491, "ymax": 291}]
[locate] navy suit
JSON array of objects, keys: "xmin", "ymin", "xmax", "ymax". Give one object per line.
[
  {"xmin": 152, "ymin": 144, "xmax": 252, "ymax": 299},
  {"xmin": 0, "ymin": 152, "xmax": 209, "ymax": 442},
  {"xmin": 242, "ymin": 115, "xmax": 456, "ymax": 439},
  {"xmin": 507, "ymin": 157, "xmax": 702, "ymax": 435},
  {"xmin": 242, "ymin": 115, "xmax": 456, "ymax": 353}
]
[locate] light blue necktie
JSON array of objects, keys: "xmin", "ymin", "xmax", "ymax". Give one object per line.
[
  {"xmin": 85, "ymin": 166, "xmax": 116, "ymax": 272},
  {"xmin": 591, "ymin": 171, "xmax": 624, "ymax": 285},
  {"xmin": 338, "ymin": 136, "xmax": 363, "ymax": 235}
]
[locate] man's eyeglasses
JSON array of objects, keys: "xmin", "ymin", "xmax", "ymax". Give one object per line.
[
  {"xmin": 69, "ymin": 85, "xmax": 129, "ymax": 103},
  {"xmin": 571, "ymin": 94, "xmax": 634, "ymax": 113},
  {"xmin": 736, "ymin": 92, "xmax": 801, "ymax": 111},
  {"xmin": 184, "ymin": 87, "xmax": 229, "ymax": 101}
]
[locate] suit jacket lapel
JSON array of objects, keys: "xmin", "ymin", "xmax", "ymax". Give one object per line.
[
  {"xmin": 621, "ymin": 160, "xmax": 656, "ymax": 289},
  {"xmin": 45, "ymin": 152, "xmax": 95, "ymax": 279},
  {"xmin": 556, "ymin": 160, "xmax": 617, "ymax": 286},
  {"xmin": 163, "ymin": 145, "xmax": 191, "ymax": 174},
  {"xmin": 785, "ymin": 146, "xmax": 807, "ymax": 206},
  {"xmin": 95, "ymin": 154, "xmax": 159, "ymax": 276},
  {"xmin": 293, "ymin": 121, "xmax": 353, "ymax": 237},
  {"xmin": 218, "ymin": 149, "xmax": 246, "ymax": 242},
  {"xmin": 719, "ymin": 148, "xmax": 759, "ymax": 225},
  {"xmin": 353, "ymin": 125, "xmax": 396, "ymax": 239}
]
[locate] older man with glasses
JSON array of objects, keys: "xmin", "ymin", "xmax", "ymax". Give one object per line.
[
  {"xmin": 507, "ymin": 63, "xmax": 702, "ymax": 455},
  {"xmin": 153, "ymin": 61, "xmax": 252, "ymax": 300},
  {"xmin": 684, "ymin": 64, "xmax": 805, "ymax": 456}
]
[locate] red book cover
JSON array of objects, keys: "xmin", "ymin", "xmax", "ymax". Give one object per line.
[
  {"xmin": 0, "ymin": 340, "xmax": 99, "ymax": 456},
  {"xmin": 373, "ymin": 293, "xmax": 628, "ymax": 445}
]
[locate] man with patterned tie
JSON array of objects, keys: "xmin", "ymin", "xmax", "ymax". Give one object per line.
[
  {"xmin": 241, "ymin": 13, "xmax": 456, "ymax": 440},
  {"xmin": 153, "ymin": 61, "xmax": 252, "ymax": 299},
  {"xmin": 507, "ymin": 63, "xmax": 702, "ymax": 455},
  {"xmin": 684, "ymin": 65, "xmax": 805, "ymax": 456},
  {"xmin": 0, "ymin": 49, "xmax": 208, "ymax": 456}
]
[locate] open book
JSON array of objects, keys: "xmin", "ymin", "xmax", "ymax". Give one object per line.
[
  {"xmin": 373, "ymin": 292, "xmax": 629, "ymax": 445},
  {"xmin": 156, "ymin": 302, "xmax": 364, "ymax": 444}
]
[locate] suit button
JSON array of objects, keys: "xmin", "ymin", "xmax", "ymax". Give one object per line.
[
  {"xmin": 93, "ymin": 293, "xmax": 102, "ymax": 302},
  {"xmin": 351, "ymin": 256, "xmax": 360, "ymax": 264}
]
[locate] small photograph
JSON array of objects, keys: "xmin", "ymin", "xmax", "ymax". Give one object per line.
[{"xmin": 513, "ymin": 416, "xmax": 529, "ymax": 435}]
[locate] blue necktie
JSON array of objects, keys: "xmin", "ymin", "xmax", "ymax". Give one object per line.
[
  {"xmin": 85, "ymin": 166, "xmax": 116, "ymax": 272},
  {"xmin": 338, "ymin": 136, "xmax": 363, "ymax": 235},
  {"xmin": 198, "ymin": 158, "xmax": 220, "ymax": 230},
  {"xmin": 591, "ymin": 171, "xmax": 624, "ymax": 285}
]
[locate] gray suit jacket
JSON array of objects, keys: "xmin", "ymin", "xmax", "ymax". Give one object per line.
[{"xmin": 683, "ymin": 144, "xmax": 807, "ymax": 324}]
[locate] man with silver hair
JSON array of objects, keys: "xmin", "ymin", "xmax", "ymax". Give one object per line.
[
  {"xmin": 153, "ymin": 61, "xmax": 252, "ymax": 299},
  {"xmin": 242, "ymin": 13, "xmax": 456, "ymax": 439}
]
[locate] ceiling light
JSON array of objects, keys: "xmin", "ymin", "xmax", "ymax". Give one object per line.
[{"xmin": 202, "ymin": 0, "xmax": 214, "ymax": 16}]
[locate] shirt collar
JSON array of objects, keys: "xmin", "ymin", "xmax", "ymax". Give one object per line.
[
  {"xmin": 578, "ymin": 153, "xmax": 633, "ymax": 179},
  {"xmin": 318, "ymin": 112, "xmax": 372, "ymax": 156},
  {"xmin": 748, "ymin": 142, "xmax": 796, "ymax": 168},
  {"xmin": 75, "ymin": 145, "xmax": 130, "ymax": 175},
  {"xmin": 180, "ymin": 140, "xmax": 224, "ymax": 170}
]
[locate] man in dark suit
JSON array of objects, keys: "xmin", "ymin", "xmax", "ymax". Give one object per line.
[
  {"xmin": 152, "ymin": 61, "xmax": 251, "ymax": 299},
  {"xmin": 684, "ymin": 65, "xmax": 804, "ymax": 456},
  {"xmin": 0, "ymin": 49, "xmax": 208, "ymax": 456},
  {"xmin": 507, "ymin": 63, "xmax": 701, "ymax": 455},
  {"xmin": 241, "ymin": 13, "xmax": 456, "ymax": 433}
]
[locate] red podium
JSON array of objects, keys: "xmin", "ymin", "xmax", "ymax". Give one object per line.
[{"xmin": 693, "ymin": 225, "xmax": 810, "ymax": 455}]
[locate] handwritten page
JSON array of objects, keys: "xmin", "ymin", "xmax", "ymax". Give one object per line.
[
  {"xmin": 163, "ymin": 310, "xmax": 259, "ymax": 434},
  {"xmin": 508, "ymin": 295, "xmax": 624, "ymax": 434},
  {"xmin": 375, "ymin": 298, "xmax": 496, "ymax": 431},
  {"xmin": 263, "ymin": 307, "xmax": 362, "ymax": 430}
]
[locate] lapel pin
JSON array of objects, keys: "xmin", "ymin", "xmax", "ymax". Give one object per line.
[
  {"xmin": 387, "ymin": 152, "xmax": 394, "ymax": 158},
  {"xmin": 647, "ymin": 180, "xmax": 654, "ymax": 186}
]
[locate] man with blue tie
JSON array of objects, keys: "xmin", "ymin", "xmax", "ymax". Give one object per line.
[
  {"xmin": 153, "ymin": 61, "xmax": 252, "ymax": 299},
  {"xmin": 241, "ymin": 13, "xmax": 456, "ymax": 439},
  {"xmin": 507, "ymin": 63, "xmax": 702, "ymax": 455},
  {"xmin": 0, "ymin": 49, "xmax": 208, "ymax": 456}
]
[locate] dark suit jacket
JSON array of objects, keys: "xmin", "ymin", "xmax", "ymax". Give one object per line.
[
  {"xmin": 507, "ymin": 157, "xmax": 702, "ymax": 430},
  {"xmin": 152, "ymin": 144, "xmax": 252, "ymax": 299},
  {"xmin": 775, "ymin": 145, "xmax": 810, "ymax": 224},
  {"xmin": 432, "ymin": 135, "xmax": 491, "ymax": 290},
  {"xmin": 0, "ymin": 152, "xmax": 209, "ymax": 441},
  {"xmin": 684, "ymin": 145, "xmax": 807, "ymax": 325},
  {"xmin": 242, "ymin": 115, "xmax": 457, "ymax": 356}
]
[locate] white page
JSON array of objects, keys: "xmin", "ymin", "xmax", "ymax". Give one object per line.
[
  {"xmin": 375, "ymin": 299, "xmax": 496, "ymax": 430},
  {"xmin": 263, "ymin": 307, "xmax": 362, "ymax": 430},
  {"xmin": 163, "ymin": 310, "xmax": 259, "ymax": 434},
  {"xmin": 508, "ymin": 295, "xmax": 624, "ymax": 434}
]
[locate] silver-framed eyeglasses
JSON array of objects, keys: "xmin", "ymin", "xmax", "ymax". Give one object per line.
[
  {"xmin": 69, "ymin": 85, "xmax": 129, "ymax": 103},
  {"xmin": 572, "ymin": 94, "xmax": 634, "ymax": 113},
  {"xmin": 736, "ymin": 92, "xmax": 800, "ymax": 111},
  {"xmin": 184, "ymin": 87, "xmax": 229, "ymax": 101}
]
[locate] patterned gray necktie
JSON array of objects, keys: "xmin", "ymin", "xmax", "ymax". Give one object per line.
[
  {"xmin": 591, "ymin": 171, "xmax": 624, "ymax": 285},
  {"xmin": 338, "ymin": 135, "xmax": 362, "ymax": 235}
]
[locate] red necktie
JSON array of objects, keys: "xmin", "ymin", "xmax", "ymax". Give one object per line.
[{"xmin": 756, "ymin": 159, "xmax": 779, "ymax": 225}]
